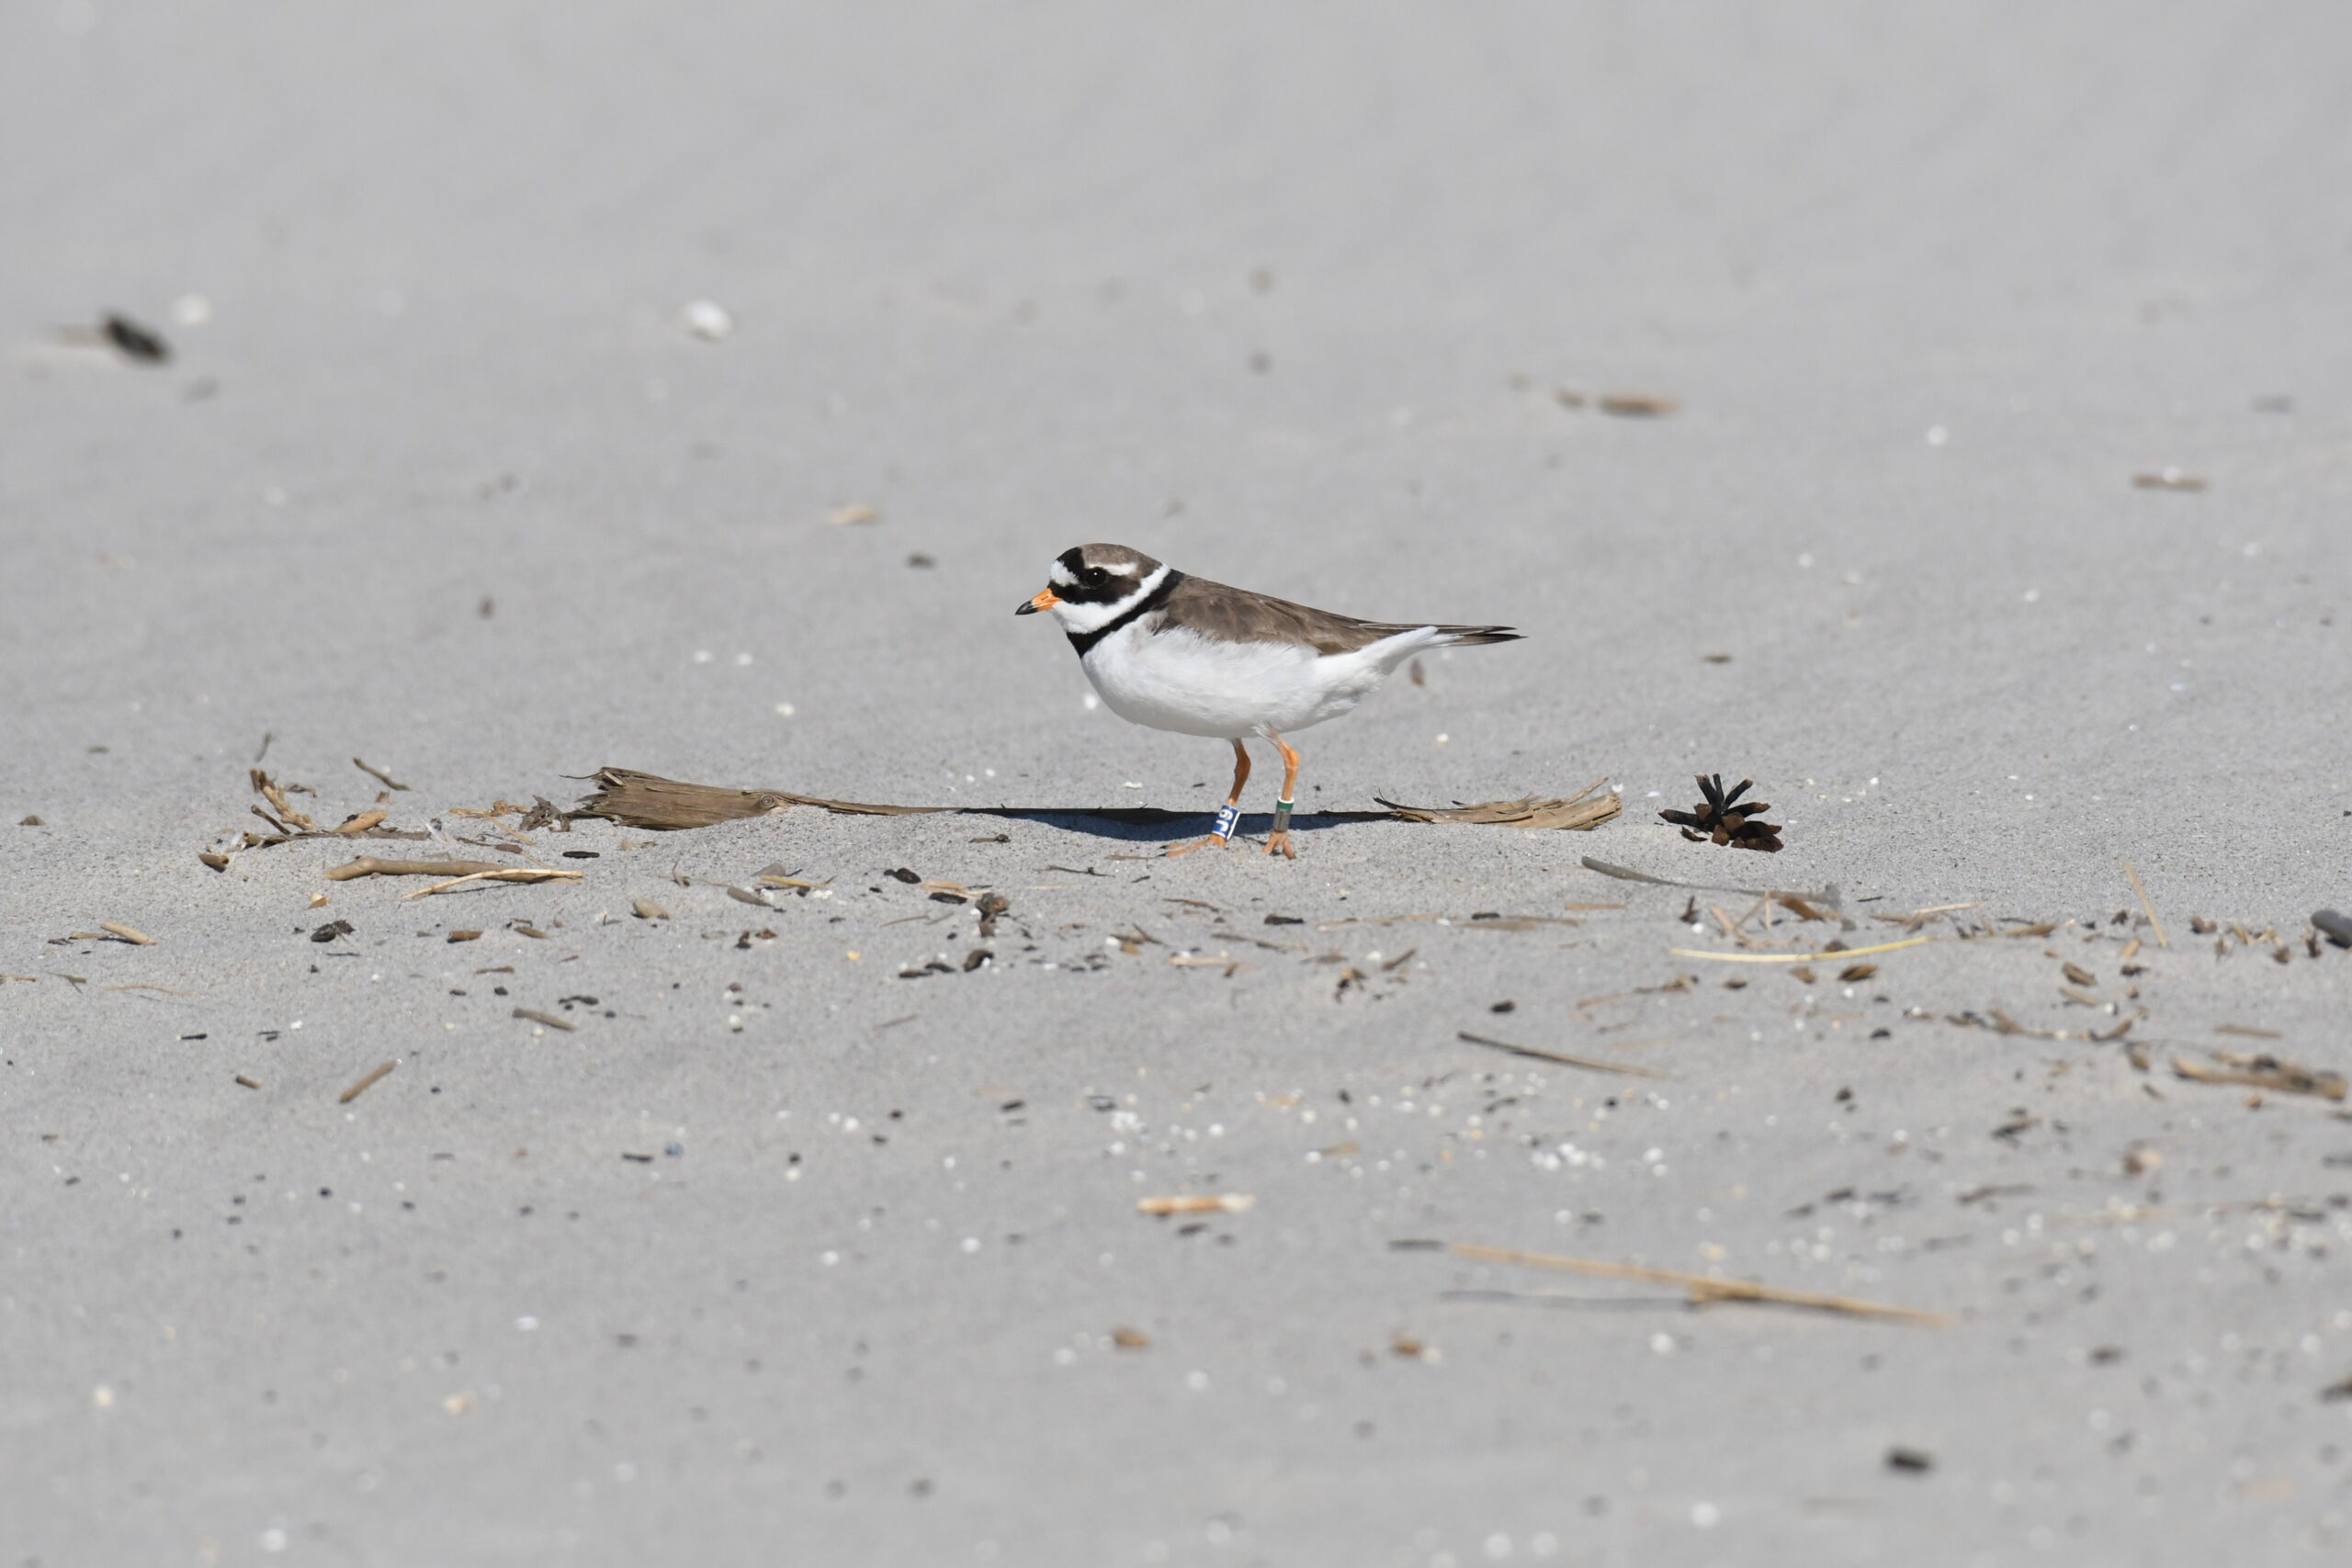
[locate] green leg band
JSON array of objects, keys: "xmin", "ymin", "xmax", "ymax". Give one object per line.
[{"xmin": 1272, "ymin": 798, "xmax": 1295, "ymax": 832}]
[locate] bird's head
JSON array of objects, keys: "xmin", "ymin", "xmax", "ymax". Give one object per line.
[{"xmin": 1015, "ymin": 543, "xmax": 1168, "ymax": 634}]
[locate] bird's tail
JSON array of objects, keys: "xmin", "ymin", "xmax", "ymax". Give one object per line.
[{"xmin": 1430, "ymin": 625, "xmax": 1521, "ymax": 647}]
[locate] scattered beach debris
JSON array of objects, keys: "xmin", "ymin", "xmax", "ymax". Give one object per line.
[
  {"xmin": 2313, "ymin": 909, "xmax": 2352, "ymax": 949},
  {"xmin": 1442, "ymin": 1242, "xmax": 1954, "ymax": 1326},
  {"xmin": 337, "ymin": 1060, "xmax": 397, "ymax": 1103},
  {"xmin": 2170, "ymin": 1051, "xmax": 2345, "ymax": 1101},
  {"xmin": 1885, "ymin": 1447, "xmax": 1936, "ymax": 1475},
  {"xmin": 96, "ymin": 922, "xmax": 155, "ymax": 946},
  {"xmin": 1137, "ymin": 1193, "xmax": 1254, "ymax": 1216},
  {"xmin": 233, "ymin": 1075, "xmax": 261, "ymax": 1091},
  {"xmin": 1659, "ymin": 774, "xmax": 1781, "ymax": 851},
  {"xmin": 828, "ymin": 503, "xmax": 881, "ymax": 525},
  {"xmin": 513, "ymin": 1008, "xmax": 576, "ymax": 1032},
  {"xmin": 631, "ymin": 899, "xmax": 671, "ymax": 920},
  {"xmin": 2132, "ymin": 468, "xmax": 2207, "ymax": 491}
]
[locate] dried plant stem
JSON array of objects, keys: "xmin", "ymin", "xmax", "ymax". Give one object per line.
[
  {"xmin": 1669, "ymin": 935, "xmax": 1934, "ymax": 964},
  {"xmin": 337, "ymin": 1061, "xmax": 397, "ymax": 1103},
  {"xmin": 2123, "ymin": 863, "xmax": 2169, "ymax": 949},
  {"xmin": 1450, "ymin": 1243, "xmax": 1956, "ymax": 1325},
  {"xmin": 1456, "ymin": 1032, "xmax": 1671, "ymax": 1080},
  {"xmin": 399, "ymin": 869, "xmax": 582, "ymax": 899},
  {"xmin": 326, "ymin": 857, "xmax": 514, "ymax": 882}
]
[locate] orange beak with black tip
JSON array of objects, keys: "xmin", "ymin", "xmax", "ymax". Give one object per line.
[{"xmin": 1015, "ymin": 587, "xmax": 1060, "ymax": 615}]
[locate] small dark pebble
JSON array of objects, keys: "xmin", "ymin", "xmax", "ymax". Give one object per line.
[
  {"xmin": 2314, "ymin": 909, "xmax": 2352, "ymax": 949},
  {"xmin": 560, "ymin": 850, "xmax": 599, "ymax": 860},
  {"xmin": 887, "ymin": 868, "xmax": 922, "ymax": 884},
  {"xmin": 19, "ymin": 816, "xmax": 40, "ymax": 827},
  {"xmin": 1263, "ymin": 913, "xmax": 1304, "ymax": 926},
  {"xmin": 906, "ymin": 553, "xmax": 936, "ymax": 569},
  {"xmin": 102, "ymin": 312, "xmax": 172, "ymax": 363},
  {"xmin": 1489, "ymin": 1000, "xmax": 1516, "ymax": 1014},
  {"xmin": 310, "ymin": 919, "xmax": 355, "ymax": 943},
  {"xmin": 963, "ymin": 948, "xmax": 991, "ymax": 971},
  {"xmin": 1885, "ymin": 1447, "xmax": 1935, "ymax": 1474}
]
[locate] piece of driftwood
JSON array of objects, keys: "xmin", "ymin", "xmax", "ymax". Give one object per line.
[
  {"xmin": 572, "ymin": 766, "xmax": 1623, "ymax": 833},
  {"xmin": 1376, "ymin": 780, "xmax": 1620, "ymax": 830}
]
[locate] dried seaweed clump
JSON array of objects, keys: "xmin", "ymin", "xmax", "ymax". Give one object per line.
[{"xmin": 1660, "ymin": 773, "xmax": 1782, "ymax": 852}]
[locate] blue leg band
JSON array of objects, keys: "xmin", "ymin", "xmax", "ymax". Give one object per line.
[{"xmin": 1211, "ymin": 804, "xmax": 1242, "ymax": 841}]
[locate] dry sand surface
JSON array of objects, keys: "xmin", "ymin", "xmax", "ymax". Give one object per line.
[{"xmin": 6, "ymin": 3, "xmax": 2352, "ymax": 1564}]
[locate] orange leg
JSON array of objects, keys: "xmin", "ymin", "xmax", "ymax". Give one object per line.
[
  {"xmin": 1167, "ymin": 739, "xmax": 1251, "ymax": 856},
  {"xmin": 1262, "ymin": 730, "xmax": 1300, "ymax": 859}
]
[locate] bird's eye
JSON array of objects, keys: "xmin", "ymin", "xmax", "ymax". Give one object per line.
[{"xmin": 1082, "ymin": 567, "xmax": 1108, "ymax": 586}]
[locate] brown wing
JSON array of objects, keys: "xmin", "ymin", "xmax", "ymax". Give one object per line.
[{"xmin": 1156, "ymin": 574, "xmax": 1519, "ymax": 655}]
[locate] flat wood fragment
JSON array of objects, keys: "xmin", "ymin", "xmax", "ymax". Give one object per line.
[
  {"xmin": 1375, "ymin": 781, "xmax": 1620, "ymax": 830},
  {"xmin": 98, "ymin": 922, "xmax": 155, "ymax": 945},
  {"xmin": 513, "ymin": 1008, "xmax": 576, "ymax": 1032}
]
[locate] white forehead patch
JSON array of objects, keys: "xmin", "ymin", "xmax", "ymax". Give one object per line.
[{"xmin": 1049, "ymin": 560, "xmax": 1077, "ymax": 587}]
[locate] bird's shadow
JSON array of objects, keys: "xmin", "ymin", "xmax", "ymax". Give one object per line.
[{"xmin": 978, "ymin": 807, "xmax": 1383, "ymax": 845}]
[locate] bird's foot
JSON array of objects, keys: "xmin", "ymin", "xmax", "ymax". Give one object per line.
[
  {"xmin": 1166, "ymin": 834, "xmax": 1232, "ymax": 858},
  {"xmin": 1263, "ymin": 797, "xmax": 1296, "ymax": 858},
  {"xmin": 1169, "ymin": 801, "xmax": 1245, "ymax": 857}
]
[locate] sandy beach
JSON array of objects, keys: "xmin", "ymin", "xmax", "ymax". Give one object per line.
[{"xmin": 6, "ymin": 4, "xmax": 2350, "ymax": 1562}]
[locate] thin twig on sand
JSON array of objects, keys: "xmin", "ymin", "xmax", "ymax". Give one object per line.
[
  {"xmin": 1456, "ymin": 1032, "xmax": 1670, "ymax": 1079},
  {"xmin": 1448, "ymin": 1243, "xmax": 1956, "ymax": 1326}
]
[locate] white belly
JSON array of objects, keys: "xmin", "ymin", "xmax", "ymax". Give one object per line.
[{"xmin": 1079, "ymin": 623, "xmax": 1436, "ymax": 739}]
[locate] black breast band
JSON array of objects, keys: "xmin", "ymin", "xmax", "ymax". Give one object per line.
[{"xmin": 1068, "ymin": 570, "xmax": 1182, "ymax": 658}]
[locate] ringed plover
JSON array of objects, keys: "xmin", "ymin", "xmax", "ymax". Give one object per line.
[{"xmin": 1017, "ymin": 543, "xmax": 1520, "ymax": 857}]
